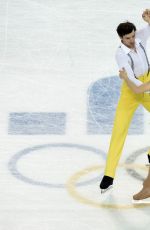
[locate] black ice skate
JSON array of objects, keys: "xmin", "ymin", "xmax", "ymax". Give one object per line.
[
  {"xmin": 100, "ymin": 175, "xmax": 114, "ymax": 193},
  {"xmin": 146, "ymin": 154, "xmax": 150, "ymax": 166}
]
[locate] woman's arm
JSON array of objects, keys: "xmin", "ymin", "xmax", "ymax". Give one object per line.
[{"xmin": 119, "ymin": 68, "xmax": 150, "ymax": 94}]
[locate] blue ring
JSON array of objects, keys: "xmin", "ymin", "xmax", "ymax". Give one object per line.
[
  {"xmin": 125, "ymin": 146, "xmax": 150, "ymax": 182},
  {"xmin": 8, "ymin": 143, "xmax": 106, "ymax": 188}
]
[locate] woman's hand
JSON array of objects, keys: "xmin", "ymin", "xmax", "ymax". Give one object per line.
[
  {"xmin": 119, "ymin": 68, "xmax": 128, "ymax": 80},
  {"xmin": 142, "ymin": 9, "xmax": 150, "ymax": 24}
]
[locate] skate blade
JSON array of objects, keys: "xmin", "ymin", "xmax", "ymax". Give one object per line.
[
  {"xmin": 132, "ymin": 197, "xmax": 150, "ymax": 204},
  {"xmin": 101, "ymin": 185, "xmax": 113, "ymax": 194}
]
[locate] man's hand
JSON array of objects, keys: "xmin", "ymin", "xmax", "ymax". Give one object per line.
[{"xmin": 142, "ymin": 9, "xmax": 150, "ymax": 24}]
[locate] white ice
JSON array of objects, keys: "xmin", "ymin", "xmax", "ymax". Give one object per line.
[{"xmin": 0, "ymin": 0, "xmax": 150, "ymax": 229}]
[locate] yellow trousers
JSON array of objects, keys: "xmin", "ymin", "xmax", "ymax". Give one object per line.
[{"xmin": 104, "ymin": 72, "xmax": 150, "ymax": 178}]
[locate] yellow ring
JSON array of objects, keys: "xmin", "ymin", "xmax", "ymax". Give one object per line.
[{"xmin": 66, "ymin": 164, "xmax": 150, "ymax": 209}]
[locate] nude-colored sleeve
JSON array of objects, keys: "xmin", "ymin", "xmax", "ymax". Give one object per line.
[{"xmin": 136, "ymin": 25, "xmax": 150, "ymax": 47}]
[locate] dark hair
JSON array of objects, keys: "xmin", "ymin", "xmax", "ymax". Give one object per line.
[{"xmin": 116, "ymin": 21, "xmax": 136, "ymax": 37}]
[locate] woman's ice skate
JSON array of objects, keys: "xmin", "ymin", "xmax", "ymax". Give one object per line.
[{"xmin": 132, "ymin": 166, "xmax": 150, "ymax": 204}]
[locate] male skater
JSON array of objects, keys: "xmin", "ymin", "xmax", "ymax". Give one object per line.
[
  {"xmin": 100, "ymin": 9, "xmax": 150, "ymax": 193},
  {"xmin": 119, "ymin": 67, "xmax": 150, "ymax": 203}
]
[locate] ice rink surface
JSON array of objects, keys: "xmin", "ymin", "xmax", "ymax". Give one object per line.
[{"xmin": 0, "ymin": 0, "xmax": 150, "ymax": 229}]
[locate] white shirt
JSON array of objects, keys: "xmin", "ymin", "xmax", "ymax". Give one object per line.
[{"xmin": 115, "ymin": 25, "xmax": 150, "ymax": 86}]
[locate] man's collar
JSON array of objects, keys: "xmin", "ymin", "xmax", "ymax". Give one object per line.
[{"xmin": 120, "ymin": 38, "xmax": 141, "ymax": 54}]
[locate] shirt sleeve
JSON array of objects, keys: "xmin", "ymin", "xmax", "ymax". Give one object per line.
[
  {"xmin": 136, "ymin": 25, "xmax": 150, "ymax": 47},
  {"xmin": 115, "ymin": 50, "xmax": 142, "ymax": 86}
]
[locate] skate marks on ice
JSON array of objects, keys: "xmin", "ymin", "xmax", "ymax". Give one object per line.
[
  {"xmin": 66, "ymin": 164, "xmax": 150, "ymax": 209},
  {"xmin": 8, "ymin": 143, "xmax": 150, "ymax": 209},
  {"xmin": 87, "ymin": 76, "xmax": 144, "ymax": 134},
  {"xmin": 67, "ymin": 146, "xmax": 150, "ymax": 209},
  {"xmin": 7, "ymin": 76, "xmax": 144, "ymax": 136},
  {"xmin": 8, "ymin": 113, "xmax": 66, "ymax": 135}
]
